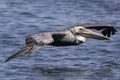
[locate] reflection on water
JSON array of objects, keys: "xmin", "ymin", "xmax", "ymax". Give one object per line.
[{"xmin": 0, "ymin": 0, "xmax": 120, "ymax": 80}]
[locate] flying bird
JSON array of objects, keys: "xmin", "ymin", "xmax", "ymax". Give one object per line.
[{"xmin": 5, "ymin": 24, "xmax": 117, "ymax": 62}]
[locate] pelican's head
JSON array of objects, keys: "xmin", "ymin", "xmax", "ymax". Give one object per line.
[{"xmin": 72, "ymin": 26, "xmax": 111, "ymax": 41}]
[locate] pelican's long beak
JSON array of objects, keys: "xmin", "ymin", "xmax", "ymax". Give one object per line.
[{"xmin": 81, "ymin": 29, "xmax": 111, "ymax": 40}]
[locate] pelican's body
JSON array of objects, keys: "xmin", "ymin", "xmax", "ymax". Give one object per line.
[
  {"xmin": 28, "ymin": 30, "xmax": 84, "ymax": 47},
  {"xmin": 5, "ymin": 24, "xmax": 117, "ymax": 62}
]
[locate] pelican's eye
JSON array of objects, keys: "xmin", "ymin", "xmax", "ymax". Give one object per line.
[{"xmin": 79, "ymin": 28, "xmax": 84, "ymax": 32}]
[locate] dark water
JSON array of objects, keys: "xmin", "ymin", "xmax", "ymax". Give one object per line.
[{"xmin": 0, "ymin": 0, "xmax": 120, "ymax": 80}]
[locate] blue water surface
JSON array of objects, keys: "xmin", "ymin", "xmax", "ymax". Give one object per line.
[{"xmin": 0, "ymin": 0, "xmax": 120, "ymax": 80}]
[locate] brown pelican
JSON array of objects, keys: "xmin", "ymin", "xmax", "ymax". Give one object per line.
[{"xmin": 5, "ymin": 24, "xmax": 117, "ymax": 62}]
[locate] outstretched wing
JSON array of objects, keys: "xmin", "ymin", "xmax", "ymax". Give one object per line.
[
  {"xmin": 80, "ymin": 24, "xmax": 117, "ymax": 37},
  {"xmin": 5, "ymin": 33, "xmax": 54, "ymax": 62},
  {"xmin": 5, "ymin": 45, "xmax": 41, "ymax": 62}
]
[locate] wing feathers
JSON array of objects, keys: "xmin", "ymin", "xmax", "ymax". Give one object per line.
[
  {"xmin": 5, "ymin": 45, "xmax": 41, "ymax": 62},
  {"xmin": 5, "ymin": 33, "xmax": 54, "ymax": 62}
]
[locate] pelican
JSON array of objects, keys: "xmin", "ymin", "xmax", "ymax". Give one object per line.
[{"xmin": 5, "ymin": 24, "xmax": 117, "ymax": 62}]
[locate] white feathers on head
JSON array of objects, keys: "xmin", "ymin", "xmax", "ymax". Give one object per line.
[{"xmin": 73, "ymin": 26, "xmax": 84, "ymax": 33}]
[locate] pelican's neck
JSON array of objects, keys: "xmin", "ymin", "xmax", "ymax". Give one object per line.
[
  {"xmin": 70, "ymin": 28, "xmax": 76, "ymax": 36},
  {"xmin": 70, "ymin": 28, "xmax": 87, "ymax": 43}
]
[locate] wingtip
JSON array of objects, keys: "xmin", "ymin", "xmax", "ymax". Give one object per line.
[
  {"xmin": 5, "ymin": 59, "xmax": 9, "ymax": 62},
  {"xmin": 4, "ymin": 56, "xmax": 14, "ymax": 62}
]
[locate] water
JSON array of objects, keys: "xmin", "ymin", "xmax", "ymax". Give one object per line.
[{"xmin": 0, "ymin": 0, "xmax": 120, "ymax": 80}]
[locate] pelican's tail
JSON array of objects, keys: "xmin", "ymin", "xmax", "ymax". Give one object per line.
[{"xmin": 5, "ymin": 45, "xmax": 40, "ymax": 62}]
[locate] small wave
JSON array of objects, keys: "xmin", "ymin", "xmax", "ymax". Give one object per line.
[{"xmin": 19, "ymin": 12, "xmax": 38, "ymax": 18}]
